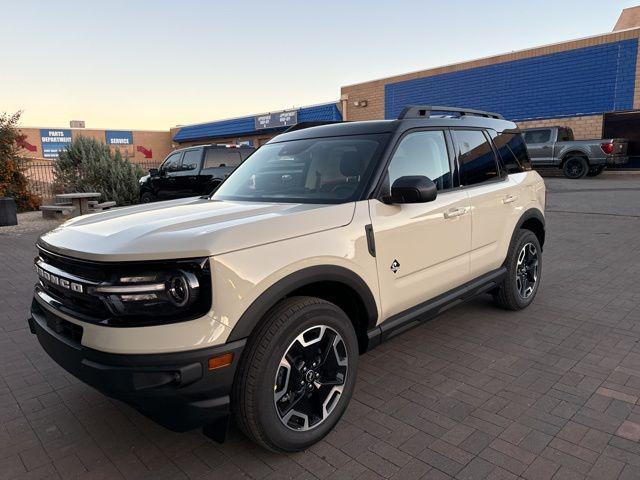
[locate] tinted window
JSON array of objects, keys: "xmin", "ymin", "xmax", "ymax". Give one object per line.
[
  {"xmin": 453, "ymin": 130, "xmax": 499, "ymax": 186},
  {"xmin": 181, "ymin": 149, "xmax": 201, "ymax": 171},
  {"xmin": 213, "ymin": 134, "xmax": 387, "ymax": 204},
  {"xmin": 524, "ymin": 129, "xmax": 551, "ymax": 144},
  {"xmin": 204, "ymin": 148, "xmax": 242, "ymax": 168},
  {"xmin": 489, "ymin": 131, "xmax": 531, "ymax": 173},
  {"xmin": 387, "ymin": 131, "xmax": 451, "ymax": 190},
  {"xmin": 162, "ymin": 152, "xmax": 182, "ymax": 172},
  {"xmin": 557, "ymin": 128, "xmax": 574, "ymax": 142}
]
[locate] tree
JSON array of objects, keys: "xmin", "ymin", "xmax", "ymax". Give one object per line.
[
  {"xmin": 54, "ymin": 136, "xmax": 144, "ymax": 206},
  {"xmin": 0, "ymin": 111, "xmax": 40, "ymax": 211}
]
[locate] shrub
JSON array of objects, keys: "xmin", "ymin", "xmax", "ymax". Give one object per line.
[
  {"xmin": 0, "ymin": 111, "xmax": 41, "ymax": 211},
  {"xmin": 55, "ymin": 136, "xmax": 144, "ymax": 206}
]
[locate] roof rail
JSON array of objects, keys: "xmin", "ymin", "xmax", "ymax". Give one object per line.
[{"xmin": 397, "ymin": 105, "xmax": 504, "ymax": 120}]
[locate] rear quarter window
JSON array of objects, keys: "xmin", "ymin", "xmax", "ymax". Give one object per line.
[
  {"xmin": 204, "ymin": 148, "xmax": 242, "ymax": 168},
  {"xmin": 489, "ymin": 131, "xmax": 531, "ymax": 173}
]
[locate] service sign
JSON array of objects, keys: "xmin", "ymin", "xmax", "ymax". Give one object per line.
[
  {"xmin": 254, "ymin": 110, "xmax": 298, "ymax": 130},
  {"xmin": 40, "ymin": 129, "xmax": 72, "ymax": 158},
  {"xmin": 105, "ymin": 131, "xmax": 133, "ymax": 145},
  {"xmin": 105, "ymin": 131, "xmax": 134, "ymax": 157}
]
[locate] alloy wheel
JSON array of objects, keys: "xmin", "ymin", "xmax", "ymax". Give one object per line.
[
  {"xmin": 274, "ymin": 325, "xmax": 348, "ymax": 431},
  {"xmin": 516, "ymin": 242, "xmax": 539, "ymax": 299}
]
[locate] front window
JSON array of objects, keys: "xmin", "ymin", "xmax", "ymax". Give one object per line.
[{"xmin": 213, "ymin": 134, "xmax": 388, "ymax": 203}]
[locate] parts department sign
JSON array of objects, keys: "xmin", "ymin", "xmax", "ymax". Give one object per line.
[
  {"xmin": 254, "ymin": 110, "xmax": 298, "ymax": 130},
  {"xmin": 40, "ymin": 129, "xmax": 72, "ymax": 158}
]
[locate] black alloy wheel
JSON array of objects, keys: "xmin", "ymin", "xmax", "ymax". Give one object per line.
[
  {"xmin": 516, "ymin": 242, "xmax": 539, "ymax": 299},
  {"xmin": 563, "ymin": 156, "xmax": 588, "ymax": 179}
]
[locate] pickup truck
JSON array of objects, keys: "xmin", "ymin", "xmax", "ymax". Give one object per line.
[
  {"xmin": 139, "ymin": 144, "xmax": 255, "ymax": 202},
  {"xmin": 522, "ymin": 126, "xmax": 628, "ymax": 178}
]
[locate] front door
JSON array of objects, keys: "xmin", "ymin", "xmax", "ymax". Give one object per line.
[
  {"xmin": 156, "ymin": 151, "xmax": 183, "ymax": 200},
  {"xmin": 369, "ymin": 129, "xmax": 472, "ymax": 320}
]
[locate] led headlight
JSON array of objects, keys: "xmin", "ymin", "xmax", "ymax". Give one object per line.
[{"xmin": 88, "ymin": 259, "xmax": 210, "ymax": 325}]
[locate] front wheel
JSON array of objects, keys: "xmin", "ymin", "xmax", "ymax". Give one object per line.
[
  {"xmin": 562, "ymin": 156, "xmax": 588, "ymax": 179},
  {"xmin": 493, "ymin": 229, "xmax": 542, "ymax": 310},
  {"xmin": 233, "ymin": 297, "xmax": 358, "ymax": 452},
  {"xmin": 140, "ymin": 191, "xmax": 156, "ymax": 203}
]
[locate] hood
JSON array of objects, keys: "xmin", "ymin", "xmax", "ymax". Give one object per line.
[{"xmin": 39, "ymin": 197, "xmax": 356, "ymax": 261}]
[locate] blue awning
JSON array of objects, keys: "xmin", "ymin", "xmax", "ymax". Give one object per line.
[{"xmin": 173, "ymin": 102, "xmax": 342, "ymax": 142}]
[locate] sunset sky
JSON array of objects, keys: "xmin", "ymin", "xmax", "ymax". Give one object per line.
[{"xmin": 2, "ymin": 0, "xmax": 638, "ymax": 130}]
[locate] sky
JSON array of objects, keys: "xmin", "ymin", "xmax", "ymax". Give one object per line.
[{"xmin": 2, "ymin": 0, "xmax": 639, "ymax": 130}]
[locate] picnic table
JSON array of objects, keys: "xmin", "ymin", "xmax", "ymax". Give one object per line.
[{"xmin": 56, "ymin": 192, "xmax": 101, "ymax": 215}]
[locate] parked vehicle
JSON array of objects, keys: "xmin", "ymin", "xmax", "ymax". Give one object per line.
[
  {"xmin": 522, "ymin": 126, "xmax": 628, "ymax": 179},
  {"xmin": 29, "ymin": 105, "xmax": 546, "ymax": 452},
  {"xmin": 139, "ymin": 144, "xmax": 255, "ymax": 202}
]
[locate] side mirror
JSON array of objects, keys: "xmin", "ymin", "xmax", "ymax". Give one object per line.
[
  {"xmin": 149, "ymin": 168, "xmax": 159, "ymax": 177},
  {"xmin": 389, "ymin": 176, "xmax": 437, "ymax": 204}
]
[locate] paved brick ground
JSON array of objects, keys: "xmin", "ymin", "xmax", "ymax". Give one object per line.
[{"xmin": 1, "ymin": 174, "xmax": 640, "ymax": 479}]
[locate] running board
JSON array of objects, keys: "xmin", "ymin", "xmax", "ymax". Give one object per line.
[{"xmin": 366, "ymin": 267, "xmax": 506, "ymax": 349}]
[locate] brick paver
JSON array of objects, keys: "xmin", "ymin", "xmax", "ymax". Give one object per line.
[{"xmin": 2, "ymin": 175, "xmax": 640, "ymax": 479}]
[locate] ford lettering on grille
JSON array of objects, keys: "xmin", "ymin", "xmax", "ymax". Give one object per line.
[{"xmin": 35, "ymin": 264, "xmax": 84, "ymax": 293}]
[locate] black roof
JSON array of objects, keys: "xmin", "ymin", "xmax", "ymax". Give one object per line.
[{"xmin": 269, "ymin": 116, "xmax": 518, "ymax": 144}]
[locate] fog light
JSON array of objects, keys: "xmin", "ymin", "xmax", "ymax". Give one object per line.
[{"xmin": 208, "ymin": 353, "xmax": 234, "ymax": 370}]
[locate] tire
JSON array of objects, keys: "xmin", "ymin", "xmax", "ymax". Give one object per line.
[
  {"xmin": 233, "ymin": 296, "xmax": 358, "ymax": 452},
  {"xmin": 493, "ymin": 229, "xmax": 542, "ymax": 311},
  {"xmin": 562, "ymin": 156, "xmax": 588, "ymax": 179},
  {"xmin": 586, "ymin": 166, "xmax": 605, "ymax": 177},
  {"xmin": 140, "ymin": 191, "xmax": 156, "ymax": 203}
]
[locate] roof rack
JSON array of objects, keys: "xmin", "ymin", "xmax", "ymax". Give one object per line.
[{"xmin": 397, "ymin": 105, "xmax": 504, "ymax": 120}]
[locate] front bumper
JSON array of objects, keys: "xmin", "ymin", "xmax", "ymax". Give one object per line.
[{"xmin": 28, "ymin": 300, "xmax": 245, "ymax": 433}]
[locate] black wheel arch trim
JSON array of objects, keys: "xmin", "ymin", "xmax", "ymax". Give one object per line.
[
  {"xmin": 561, "ymin": 150, "xmax": 591, "ymax": 165},
  {"xmin": 514, "ymin": 207, "xmax": 545, "ymax": 249},
  {"xmin": 226, "ymin": 265, "xmax": 379, "ymax": 343}
]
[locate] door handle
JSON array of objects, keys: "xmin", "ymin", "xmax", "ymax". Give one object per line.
[
  {"xmin": 444, "ymin": 207, "xmax": 468, "ymax": 219},
  {"xmin": 502, "ymin": 194, "xmax": 518, "ymax": 204}
]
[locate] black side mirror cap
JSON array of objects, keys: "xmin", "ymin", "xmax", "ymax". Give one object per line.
[
  {"xmin": 149, "ymin": 168, "xmax": 159, "ymax": 177},
  {"xmin": 389, "ymin": 175, "xmax": 437, "ymax": 204}
]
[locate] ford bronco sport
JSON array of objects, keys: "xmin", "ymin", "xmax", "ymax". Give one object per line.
[{"xmin": 29, "ymin": 106, "xmax": 546, "ymax": 452}]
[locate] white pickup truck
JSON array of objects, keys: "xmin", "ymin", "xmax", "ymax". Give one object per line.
[{"xmin": 522, "ymin": 126, "xmax": 628, "ymax": 178}]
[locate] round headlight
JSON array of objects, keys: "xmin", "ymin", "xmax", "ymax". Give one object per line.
[{"xmin": 167, "ymin": 271, "xmax": 199, "ymax": 307}]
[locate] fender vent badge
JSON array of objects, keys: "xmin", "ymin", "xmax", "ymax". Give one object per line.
[{"xmin": 390, "ymin": 259, "xmax": 400, "ymax": 273}]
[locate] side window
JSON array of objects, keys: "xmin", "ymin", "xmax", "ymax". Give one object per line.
[
  {"xmin": 557, "ymin": 128, "xmax": 573, "ymax": 142},
  {"xmin": 524, "ymin": 129, "xmax": 551, "ymax": 144},
  {"xmin": 181, "ymin": 149, "xmax": 201, "ymax": 171},
  {"xmin": 488, "ymin": 131, "xmax": 531, "ymax": 173},
  {"xmin": 387, "ymin": 130, "xmax": 452, "ymax": 191},
  {"xmin": 162, "ymin": 152, "xmax": 182, "ymax": 172},
  {"xmin": 204, "ymin": 148, "xmax": 242, "ymax": 168},
  {"xmin": 453, "ymin": 130, "xmax": 499, "ymax": 186}
]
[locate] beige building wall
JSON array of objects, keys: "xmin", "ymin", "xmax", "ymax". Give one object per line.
[
  {"xmin": 18, "ymin": 127, "xmax": 172, "ymax": 165},
  {"xmin": 516, "ymin": 115, "xmax": 603, "ymax": 140}
]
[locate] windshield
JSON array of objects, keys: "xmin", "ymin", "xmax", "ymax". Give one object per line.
[{"xmin": 213, "ymin": 134, "xmax": 388, "ymax": 203}]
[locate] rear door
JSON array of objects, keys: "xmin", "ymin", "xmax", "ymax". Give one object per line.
[
  {"xmin": 202, "ymin": 147, "xmax": 243, "ymax": 193},
  {"xmin": 451, "ymin": 129, "xmax": 520, "ymax": 278},
  {"xmin": 523, "ymin": 128, "xmax": 554, "ymax": 166}
]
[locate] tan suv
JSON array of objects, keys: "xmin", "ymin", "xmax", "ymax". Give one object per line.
[{"xmin": 29, "ymin": 105, "xmax": 546, "ymax": 452}]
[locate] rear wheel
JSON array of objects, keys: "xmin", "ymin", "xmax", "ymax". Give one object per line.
[
  {"xmin": 493, "ymin": 229, "xmax": 542, "ymax": 310},
  {"xmin": 233, "ymin": 297, "xmax": 358, "ymax": 452},
  {"xmin": 586, "ymin": 166, "xmax": 605, "ymax": 177},
  {"xmin": 562, "ymin": 156, "xmax": 588, "ymax": 179}
]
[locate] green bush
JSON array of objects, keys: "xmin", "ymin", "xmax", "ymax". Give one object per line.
[{"xmin": 54, "ymin": 136, "xmax": 144, "ymax": 206}]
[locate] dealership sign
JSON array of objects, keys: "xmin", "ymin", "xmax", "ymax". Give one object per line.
[
  {"xmin": 40, "ymin": 129, "xmax": 72, "ymax": 158},
  {"xmin": 254, "ymin": 110, "xmax": 298, "ymax": 130},
  {"xmin": 105, "ymin": 131, "xmax": 133, "ymax": 145}
]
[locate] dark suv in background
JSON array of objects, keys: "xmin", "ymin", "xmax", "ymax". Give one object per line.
[{"xmin": 139, "ymin": 144, "xmax": 255, "ymax": 202}]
